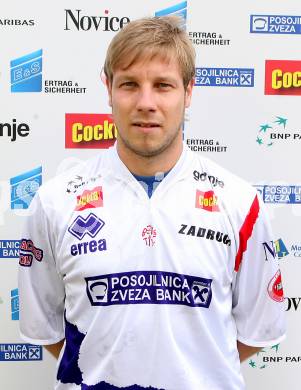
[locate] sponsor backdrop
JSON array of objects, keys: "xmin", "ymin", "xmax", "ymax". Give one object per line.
[{"xmin": 0, "ymin": 0, "xmax": 300, "ymax": 388}]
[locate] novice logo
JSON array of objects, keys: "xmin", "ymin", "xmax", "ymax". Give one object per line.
[
  {"xmin": 10, "ymin": 49, "xmax": 42, "ymax": 92},
  {"xmin": 265, "ymin": 60, "xmax": 301, "ymax": 95},
  {"xmin": 65, "ymin": 114, "xmax": 117, "ymax": 149}
]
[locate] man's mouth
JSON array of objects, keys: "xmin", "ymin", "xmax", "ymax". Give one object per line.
[{"xmin": 133, "ymin": 122, "xmax": 160, "ymax": 128}]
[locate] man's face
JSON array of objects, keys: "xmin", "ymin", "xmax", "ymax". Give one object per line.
[{"xmin": 106, "ymin": 54, "xmax": 193, "ymax": 158}]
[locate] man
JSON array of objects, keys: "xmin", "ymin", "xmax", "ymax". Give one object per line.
[{"xmin": 19, "ymin": 16, "xmax": 285, "ymax": 390}]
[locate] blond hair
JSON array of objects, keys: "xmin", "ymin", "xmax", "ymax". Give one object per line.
[{"xmin": 104, "ymin": 16, "xmax": 195, "ymax": 88}]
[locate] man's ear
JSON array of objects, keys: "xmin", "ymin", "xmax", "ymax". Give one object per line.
[
  {"xmin": 105, "ymin": 78, "xmax": 113, "ymax": 107},
  {"xmin": 184, "ymin": 78, "xmax": 194, "ymax": 109}
]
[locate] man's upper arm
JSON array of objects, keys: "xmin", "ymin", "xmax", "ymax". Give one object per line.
[
  {"xmin": 18, "ymin": 191, "xmax": 65, "ymax": 345},
  {"xmin": 232, "ymin": 193, "xmax": 286, "ymax": 348}
]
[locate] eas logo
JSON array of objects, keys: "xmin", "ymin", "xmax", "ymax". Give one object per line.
[
  {"xmin": 10, "ymin": 167, "xmax": 42, "ymax": 209},
  {"xmin": 267, "ymin": 270, "xmax": 284, "ymax": 302},
  {"xmin": 65, "ymin": 114, "xmax": 117, "ymax": 149},
  {"xmin": 155, "ymin": 1, "xmax": 187, "ymax": 30},
  {"xmin": 265, "ymin": 60, "xmax": 301, "ymax": 95},
  {"xmin": 75, "ymin": 186, "xmax": 103, "ymax": 211},
  {"xmin": 10, "ymin": 49, "xmax": 42, "ymax": 92},
  {"xmin": 262, "ymin": 239, "xmax": 289, "ymax": 261},
  {"xmin": 195, "ymin": 190, "xmax": 220, "ymax": 212}
]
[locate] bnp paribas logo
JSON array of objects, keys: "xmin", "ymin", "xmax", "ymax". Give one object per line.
[
  {"xmin": 249, "ymin": 344, "xmax": 280, "ymax": 369},
  {"xmin": 155, "ymin": 1, "xmax": 187, "ymax": 30},
  {"xmin": 256, "ymin": 116, "xmax": 287, "ymax": 147}
]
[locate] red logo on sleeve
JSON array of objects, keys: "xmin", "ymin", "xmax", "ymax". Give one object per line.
[
  {"xmin": 195, "ymin": 190, "xmax": 220, "ymax": 212},
  {"xmin": 75, "ymin": 186, "xmax": 103, "ymax": 211},
  {"xmin": 268, "ymin": 270, "xmax": 284, "ymax": 302}
]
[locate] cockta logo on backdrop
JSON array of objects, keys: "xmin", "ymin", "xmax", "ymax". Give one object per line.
[
  {"xmin": 255, "ymin": 184, "xmax": 301, "ymax": 204},
  {"xmin": 155, "ymin": 1, "xmax": 187, "ymax": 29},
  {"xmin": 64, "ymin": 9, "xmax": 130, "ymax": 31},
  {"xmin": 195, "ymin": 68, "xmax": 254, "ymax": 87},
  {"xmin": 10, "ymin": 167, "xmax": 42, "ymax": 210},
  {"xmin": 265, "ymin": 60, "xmax": 301, "ymax": 95},
  {"xmin": 250, "ymin": 15, "xmax": 301, "ymax": 34},
  {"xmin": 65, "ymin": 114, "xmax": 117, "ymax": 149},
  {"xmin": 10, "ymin": 49, "xmax": 42, "ymax": 92}
]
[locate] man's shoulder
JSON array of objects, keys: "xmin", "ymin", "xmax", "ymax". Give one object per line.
[
  {"xmin": 37, "ymin": 150, "xmax": 110, "ymax": 207},
  {"xmin": 189, "ymin": 151, "xmax": 257, "ymax": 205}
]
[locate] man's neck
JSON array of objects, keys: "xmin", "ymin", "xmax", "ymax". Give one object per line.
[{"xmin": 116, "ymin": 140, "xmax": 183, "ymax": 176}]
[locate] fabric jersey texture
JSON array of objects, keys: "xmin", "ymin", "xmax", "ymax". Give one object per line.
[{"xmin": 18, "ymin": 146, "xmax": 286, "ymax": 390}]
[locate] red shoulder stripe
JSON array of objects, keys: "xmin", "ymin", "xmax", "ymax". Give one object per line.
[{"xmin": 234, "ymin": 195, "xmax": 260, "ymax": 272}]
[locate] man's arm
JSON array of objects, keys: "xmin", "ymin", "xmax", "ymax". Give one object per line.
[
  {"xmin": 237, "ymin": 340, "xmax": 261, "ymax": 362},
  {"xmin": 44, "ymin": 339, "xmax": 65, "ymax": 359}
]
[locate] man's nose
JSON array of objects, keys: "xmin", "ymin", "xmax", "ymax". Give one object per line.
[{"xmin": 136, "ymin": 86, "xmax": 157, "ymax": 112}]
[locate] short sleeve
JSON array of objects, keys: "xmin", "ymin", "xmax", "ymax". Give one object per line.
[
  {"xmin": 18, "ymin": 192, "xmax": 65, "ymax": 345},
  {"xmin": 232, "ymin": 194, "xmax": 286, "ymax": 347}
]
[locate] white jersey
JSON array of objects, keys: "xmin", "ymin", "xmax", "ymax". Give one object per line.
[{"xmin": 19, "ymin": 145, "xmax": 285, "ymax": 390}]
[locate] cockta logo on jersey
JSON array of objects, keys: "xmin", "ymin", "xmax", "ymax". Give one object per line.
[
  {"xmin": 195, "ymin": 190, "xmax": 220, "ymax": 212},
  {"xmin": 195, "ymin": 68, "xmax": 254, "ymax": 87},
  {"xmin": 267, "ymin": 270, "xmax": 284, "ymax": 302},
  {"xmin": 75, "ymin": 186, "xmax": 103, "ymax": 211},
  {"xmin": 255, "ymin": 184, "xmax": 301, "ymax": 204},
  {"xmin": 179, "ymin": 224, "xmax": 231, "ymax": 246},
  {"xmin": 265, "ymin": 60, "xmax": 301, "ymax": 95},
  {"xmin": 65, "ymin": 114, "xmax": 117, "ymax": 149},
  {"xmin": 250, "ymin": 15, "xmax": 301, "ymax": 34},
  {"xmin": 193, "ymin": 170, "xmax": 224, "ymax": 188},
  {"xmin": 68, "ymin": 213, "xmax": 106, "ymax": 256},
  {"xmin": 85, "ymin": 270, "xmax": 213, "ymax": 308},
  {"xmin": 10, "ymin": 49, "xmax": 42, "ymax": 93},
  {"xmin": 10, "ymin": 166, "xmax": 42, "ymax": 209},
  {"xmin": 155, "ymin": 2, "xmax": 187, "ymax": 30},
  {"xmin": 19, "ymin": 239, "xmax": 43, "ymax": 267},
  {"xmin": 262, "ymin": 239, "xmax": 289, "ymax": 261},
  {"xmin": 0, "ymin": 344, "xmax": 42, "ymax": 361}
]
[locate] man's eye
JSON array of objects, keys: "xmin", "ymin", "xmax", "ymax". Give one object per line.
[
  {"xmin": 120, "ymin": 81, "xmax": 136, "ymax": 88},
  {"xmin": 157, "ymin": 83, "xmax": 172, "ymax": 89}
]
